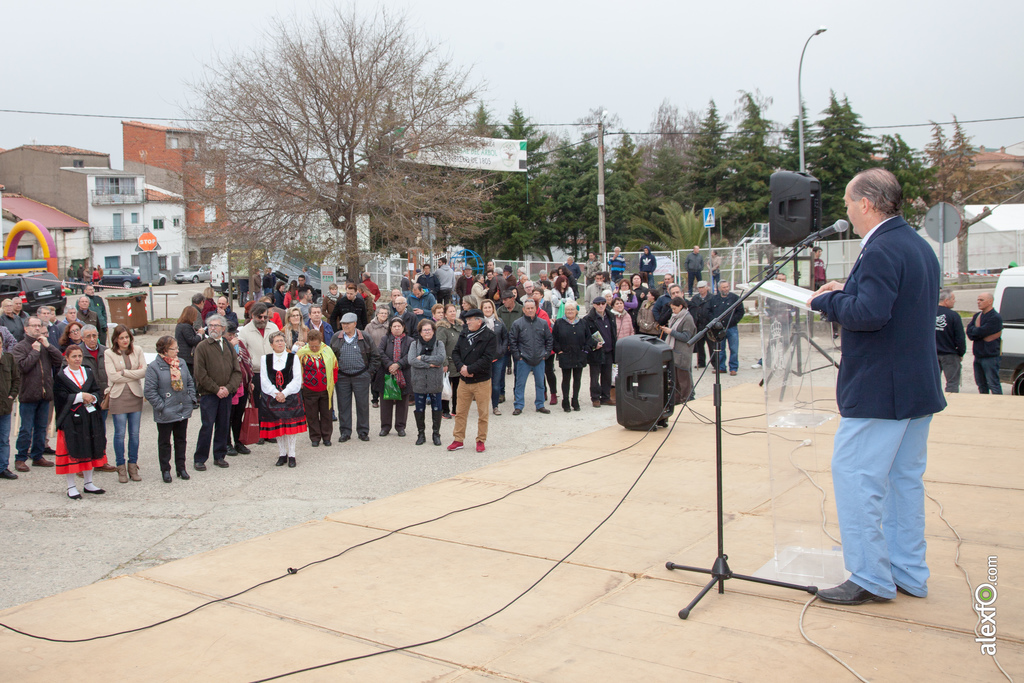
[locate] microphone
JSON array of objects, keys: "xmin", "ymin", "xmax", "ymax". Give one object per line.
[{"xmin": 802, "ymin": 219, "xmax": 849, "ymax": 244}]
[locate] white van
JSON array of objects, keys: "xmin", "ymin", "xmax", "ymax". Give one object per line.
[{"xmin": 994, "ymin": 266, "xmax": 1024, "ymax": 394}]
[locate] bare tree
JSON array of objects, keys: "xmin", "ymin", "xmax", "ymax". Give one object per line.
[{"xmin": 187, "ymin": 7, "xmax": 486, "ymax": 275}]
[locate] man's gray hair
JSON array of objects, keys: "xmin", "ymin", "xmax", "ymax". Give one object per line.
[
  {"xmin": 849, "ymin": 168, "xmax": 903, "ymax": 218},
  {"xmin": 206, "ymin": 314, "xmax": 227, "ymax": 327},
  {"xmin": 939, "ymin": 288, "xmax": 954, "ymax": 303},
  {"xmin": 37, "ymin": 305, "xmax": 54, "ymax": 315},
  {"xmin": 191, "ymin": 293, "xmax": 205, "ymax": 305},
  {"xmin": 81, "ymin": 324, "xmax": 98, "ymax": 335}
]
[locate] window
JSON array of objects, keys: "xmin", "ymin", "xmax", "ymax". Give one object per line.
[
  {"xmin": 73, "ymin": 160, "xmax": 84, "ymax": 168},
  {"xmin": 205, "ymin": 171, "xmax": 215, "ymax": 189},
  {"xmin": 153, "ymin": 218, "xmax": 165, "ymax": 230},
  {"xmin": 95, "ymin": 177, "xmax": 136, "ymax": 195},
  {"xmin": 172, "ymin": 218, "xmax": 181, "ymax": 227},
  {"xmin": 1000, "ymin": 287, "xmax": 1024, "ymax": 325},
  {"xmin": 168, "ymin": 137, "xmax": 179, "ymax": 149},
  {"xmin": 104, "ymin": 256, "xmax": 121, "ymax": 269},
  {"xmin": 205, "ymin": 206, "xmax": 216, "ymax": 223},
  {"xmin": 131, "ymin": 212, "xmax": 139, "ymax": 224},
  {"xmin": 158, "ymin": 256, "xmax": 167, "ymax": 270}
]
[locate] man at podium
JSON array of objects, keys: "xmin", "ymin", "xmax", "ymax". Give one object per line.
[{"xmin": 808, "ymin": 168, "xmax": 945, "ymax": 606}]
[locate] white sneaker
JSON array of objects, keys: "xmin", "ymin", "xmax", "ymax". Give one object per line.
[{"xmin": 751, "ymin": 362, "xmax": 762, "ymax": 369}]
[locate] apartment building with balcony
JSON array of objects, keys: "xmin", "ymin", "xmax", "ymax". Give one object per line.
[{"xmin": 0, "ymin": 144, "xmax": 190, "ymax": 274}]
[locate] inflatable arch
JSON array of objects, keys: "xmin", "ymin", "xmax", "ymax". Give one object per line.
[{"xmin": 2, "ymin": 220, "xmax": 59, "ymax": 276}]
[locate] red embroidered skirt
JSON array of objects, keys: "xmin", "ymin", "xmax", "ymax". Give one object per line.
[
  {"xmin": 259, "ymin": 393, "xmax": 308, "ymax": 438},
  {"xmin": 54, "ymin": 431, "xmax": 106, "ymax": 475}
]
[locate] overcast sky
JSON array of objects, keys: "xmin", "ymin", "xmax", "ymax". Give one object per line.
[{"xmin": 3, "ymin": 0, "xmax": 1021, "ymax": 171}]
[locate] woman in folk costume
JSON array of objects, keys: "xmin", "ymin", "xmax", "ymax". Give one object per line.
[
  {"xmin": 260, "ymin": 330, "xmax": 307, "ymax": 468},
  {"xmin": 297, "ymin": 328, "xmax": 337, "ymax": 448},
  {"xmin": 54, "ymin": 345, "xmax": 106, "ymax": 499}
]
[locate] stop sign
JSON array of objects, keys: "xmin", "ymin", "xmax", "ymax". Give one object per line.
[{"xmin": 137, "ymin": 231, "xmax": 159, "ymax": 251}]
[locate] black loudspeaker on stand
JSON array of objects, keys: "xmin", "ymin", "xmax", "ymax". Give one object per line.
[{"xmin": 664, "ymin": 227, "xmax": 829, "ymax": 619}]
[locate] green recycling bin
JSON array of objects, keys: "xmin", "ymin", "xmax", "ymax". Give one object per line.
[{"xmin": 107, "ymin": 294, "xmax": 148, "ymax": 331}]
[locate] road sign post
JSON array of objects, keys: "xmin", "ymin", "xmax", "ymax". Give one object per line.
[{"xmin": 924, "ymin": 202, "xmax": 960, "ymax": 284}]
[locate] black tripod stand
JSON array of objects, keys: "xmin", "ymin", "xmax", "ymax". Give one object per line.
[{"xmin": 666, "ymin": 238, "xmax": 823, "ymax": 619}]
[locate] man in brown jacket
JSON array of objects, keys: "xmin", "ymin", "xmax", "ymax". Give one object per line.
[
  {"xmin": 75, "ymin": 295, "xmax": 100, "ymax": 330},
  {"xmin": 12, "ymin": 317, "xmax": 60, "ymax": 471},
  {"xmin": 192, "ymin": 315, "xmax": 242, "ymax": 470},
  {"xmin": 0, "ymin": 345, "xmax": 22, "ymax": 479}
]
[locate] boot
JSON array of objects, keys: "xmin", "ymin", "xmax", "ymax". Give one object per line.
[
  {"xmin": 571, "ymin": 398, "xmax": 580, "ymax": 412},
  {"xmin": 550, "ymin": 392, "xmax": 558, "ymax": 405},
  {"xmin": 414, "ymin": 411, "xmax": 426, "ymax": 446},
  {"xmin": 127, "ymin": 463, "xmax": 141, "ymax": 482},
  {"xmin": 431, "ymin": 410, "xmax": 442, "ymax": 446},
  {"xmin": 562, "ymin": 397, "xmax": 571, "ymax": 413},
  {"xmin": 116, "ymin": 464, "xmax": 128, "ymax": 484}
]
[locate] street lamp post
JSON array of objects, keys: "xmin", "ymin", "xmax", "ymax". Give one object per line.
[
  {"xmin": 597, "ymin": 113, "xmax": 608, "ymax": 268},
  {"xmin": 798, "ymin": 26, "xmax": 827, "ymax": 172}
]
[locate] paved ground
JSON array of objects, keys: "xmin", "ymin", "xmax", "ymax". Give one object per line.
[{"xmin": 1, "ymin": 282, "xmax": 1010, "ymax": 612}]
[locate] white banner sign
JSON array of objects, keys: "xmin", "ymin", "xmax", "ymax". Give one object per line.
[{"xmin": 409, "ymin": 138, "xmax": 527, "ymax": 172}]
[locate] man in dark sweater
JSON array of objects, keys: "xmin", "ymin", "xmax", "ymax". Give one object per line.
[
  {"xmin": 330, "ymin": 283, "xmax": 368, "ymax": 330},
  {"xmin": 707, "ymin": 280, "xmax": 745, "ymax": 375},
  {"xmin": 12, "ymin": 317, "xmax": 61, "ymax": 470},
  {"xmin": 935, "ymin": 289, "xmax": 966, "ymax": 393},
  {"xmin": 966, "ymin": 292, "xmax": 1003, "ymax": 394},
  {"xmin": 585, "ymin": 297, "xmax": 617, "ymax": 407}
]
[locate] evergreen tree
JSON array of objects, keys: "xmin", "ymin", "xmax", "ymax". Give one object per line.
[
  {"xmin": 878, "ymin": 133, "xmax": 931, "ymax": 224},
  {"xmin": 925, "ymin": 117, "xmax": 975, "ymax": 203},
  {"xmin": 683, "ymin": 100, "xmax": 729, "ymax": 212},
  {"xmin": 778, "ymin": 105, "xmax": 811, "ymax": 172},
  {"xmin": 470, "ymin": 102, "xmax": 497, "ymax": 137},
  {"xmin": 605, "ymin": 133, "xmax": 646, "ymax": 248},
  {"xmin": 806, "ymin": 92, "xmax": 875, "ymax": 223},
  {"xmin": 642, "ymin": 146, "xmax": 688, "ymax": 219},
  {"xmin": 720, "ymin": 91, "xmax": 780, "ymax": 239},
  {"xmin": 472, "ymin": 105, "xmax": 549, "ymax": 259},
  {"xmin": 544, "ymin": 139, "xmax": 599, "ymax": 258}
]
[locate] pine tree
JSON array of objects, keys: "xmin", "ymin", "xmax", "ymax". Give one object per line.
[
  {"xmin": 605, "ymin": 133, "xmax": 646, "ymax": 248},
  {"xmin": 806, "ymin": 92, "xmax": 875, "ymax": 223},
  {"xmin": 545, "ymin": 139, "xmax": 599, "ymax": 258},
  {"xmin": 472, "ymin": 105, "xmax": 549, "ymax": 259},
  {"xmin": 683, "ymin": 100, "xmax": 729, "ymax": 213},
  {"xmin": 878, "ymin": 133, "xmax": 930, "ymax": 224},
  {"xmin": 470, "ymin": 102, "xmax": 497, "ymax": 137},
  {"xmin": 720, "ymin": 91, "xmax": 780, "ymax": 239}
]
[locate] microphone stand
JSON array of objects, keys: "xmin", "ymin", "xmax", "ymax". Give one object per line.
[{"xmin": 666, "ymin": 233, "xmax": 827, "ymax": 619}]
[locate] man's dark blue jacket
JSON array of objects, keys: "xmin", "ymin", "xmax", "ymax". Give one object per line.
[{"xmin": 810, "ymin": 216, "xmax": 946, "ymax": 421}]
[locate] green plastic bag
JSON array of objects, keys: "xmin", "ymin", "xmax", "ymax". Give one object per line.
[{"xmin": 383, "ymin": 373, "xmax": 403, "ymax": 401}]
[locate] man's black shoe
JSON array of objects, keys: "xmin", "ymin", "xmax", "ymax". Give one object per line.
[
  {"xmin": 235, "ymin": 443, "xmax": 251, "ymax": 455},
  {"xmin": 213, "ymin": 459, "xmax": 229, "ymax": 468},
  {"xmin": 194, "ymin": 462, "xmax": 207, "ymax": 471},
  {"xmin": 358, "ymin": 434, "xmax": 370, "ymax": 441},
  {"xmin": 0, "ymin": 469, "xmax": 17, "ymax": 480},
  {"xmin": 536, "ymin": 407, "xmax": 550, "ymax": 414},
  {"xmin": 896, "ymin": 585, "xmax": 925, "ymax": 598},
  {"xmin": 816, "ymin": 580, "xmax": 891, "ymax": 605},
  {"xmin": 339, "ymin": 434, "xmax": 351, "ymax": 443},
  {"xmin": 512, "ymin": 408, "xmax": 522, "ymax": 416}
]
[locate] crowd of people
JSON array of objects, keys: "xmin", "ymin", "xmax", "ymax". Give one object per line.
[{"xmin": 2, "ymin": 236, "xmax": 1008, "ymax": 498}]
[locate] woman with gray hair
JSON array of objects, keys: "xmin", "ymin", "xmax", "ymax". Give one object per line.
[
  {"xmin": 259, "ymin": 330, "xmax": 307, "ymax": 467},
  {"xmin": 144, "ymin": 335, "xmax": 196, "ymax": 482}
]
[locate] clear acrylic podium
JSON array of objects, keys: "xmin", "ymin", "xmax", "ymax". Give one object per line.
[{"xmin": 750, "ymin": 280, "xmax": 846, "ymax": 586}]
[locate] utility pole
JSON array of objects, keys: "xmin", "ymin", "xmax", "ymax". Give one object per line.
[{"xmin": 597, "ymin": 117, "xmax": 607, "ymax": 267}]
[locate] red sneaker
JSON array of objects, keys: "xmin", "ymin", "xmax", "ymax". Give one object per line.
[
  {"xmin": 476, "ymin": 441, "xmax": 486, "ymax": 453},
  {"xmin": 447, "ymin": 441, "xmax": 464, "ymax": 451}
]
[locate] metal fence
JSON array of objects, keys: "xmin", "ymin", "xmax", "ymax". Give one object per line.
[{"xmin": 365, "ymin": 256, "xmax": 409, "ymax": 293}]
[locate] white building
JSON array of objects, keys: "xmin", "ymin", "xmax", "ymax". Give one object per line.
[
  {"xmin": 62, "ymin": 167, "xmax": 190, "ymax": 274},
  {"xmin": 923, "ymin": 204, "xmax": 1024, "ymax": 274}
]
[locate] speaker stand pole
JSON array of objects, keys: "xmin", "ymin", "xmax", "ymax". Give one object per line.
[{"xmin": 666, "ymin": 238, "xmax": 822, "ymax": 620}]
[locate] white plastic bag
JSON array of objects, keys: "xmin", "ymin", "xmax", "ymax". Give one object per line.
[{"xmin": 441, "ymin": 374, "xmax": 452, "ymax": 401}]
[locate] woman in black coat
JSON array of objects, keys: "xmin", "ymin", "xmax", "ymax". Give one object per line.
[
  {"xmin": 379, "ymin": 318, "xmax": 413, "ymax": 437},
  {"xmin": 174, "ymin": 305, "xmax": 204, "ymax": 378},
  {"xmin": 551, "ymin": 301, "xmax": 589, "ymax": 412}
]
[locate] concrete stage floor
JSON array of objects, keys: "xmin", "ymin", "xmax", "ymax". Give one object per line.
[{"xmin": 1, "ymin": 384, "xmax": 1020, "ymax": 682}]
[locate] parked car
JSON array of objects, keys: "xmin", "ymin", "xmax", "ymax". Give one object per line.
[
  {"xmin": 0, "ymin": 271, "xmax": 67, "ymax": 314},
  {"xmin": 100, "ymin": 268, "xmax": 143, "ymax": 289},
  {"xmin": 174, "ymin": 265, "xmax": 212, "ymax": 284},
  {"xmin": 128, "ymin": 266, "xmax": 166, "ymax": 286},
  {"xmin": 994, "ymin": 266, "xmax": 1024, "ymax": 394}
]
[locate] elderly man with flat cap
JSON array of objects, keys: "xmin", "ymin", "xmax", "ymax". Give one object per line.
[
  {"xmin": 330, "ymin": 312, "xmax": 381, "ymax": 442},
  {"xmin": 448, "ymin": 308, "xmax": 498, "ymax": 453}
]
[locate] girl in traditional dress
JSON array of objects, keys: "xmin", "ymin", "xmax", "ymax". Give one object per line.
[
  {"xmin": 260, "ymin": 331, "xmax": 307, "ymax": 467},
  {"xmin": 54, "ymin": 345, "xmax": 106, "ymax": 499}
]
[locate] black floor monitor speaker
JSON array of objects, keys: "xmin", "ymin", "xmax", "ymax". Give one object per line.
[{"xmin": 616, "ymin": 335, "xmax": 674, "ymax": 431}]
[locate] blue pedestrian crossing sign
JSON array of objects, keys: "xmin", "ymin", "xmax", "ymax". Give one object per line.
[{"xmin": 703, "ymin": 207, "xmax": 715, "ymax": 228}]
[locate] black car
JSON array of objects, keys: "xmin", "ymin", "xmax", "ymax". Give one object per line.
[
  {"xmin": 0, "ymin": 272, "xmax": 67, "ymax": 315},
  {"xmin": 99, "ymin": 268, "xmax": 142, "ymax": 289}
]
